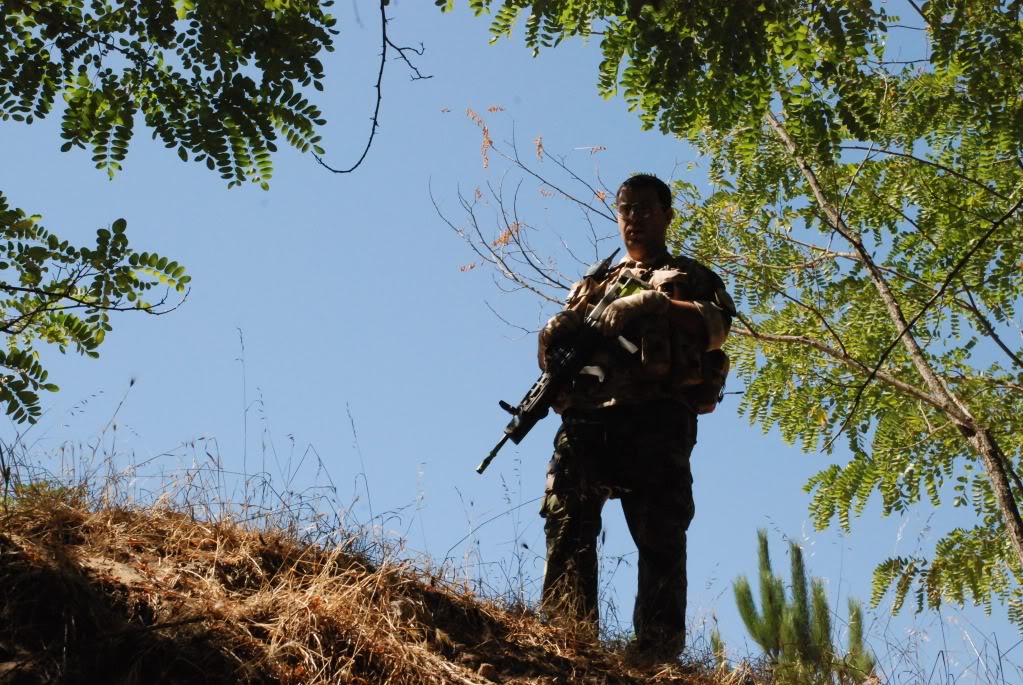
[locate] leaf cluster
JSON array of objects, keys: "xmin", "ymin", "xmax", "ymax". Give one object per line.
[
  {"xmin": 1, "ymin": 0, "xmax": 337, "ymax": 187},
  {"xmin": 0, "ymin": 193, "xmax": 188, "ymax": 423},
  {"xmin": 449, "ymin": 0, "xmax": 888, "ymax": 160}
]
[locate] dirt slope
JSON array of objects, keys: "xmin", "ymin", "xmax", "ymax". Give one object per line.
[{"xmin": 0, "ymin": 491, "xmax": 738, "ymax": 685}]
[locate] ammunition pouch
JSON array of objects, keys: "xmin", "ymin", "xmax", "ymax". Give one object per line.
[{"xmin": 682, "ymin": 349, "xmax": 730, "ymax": 414}]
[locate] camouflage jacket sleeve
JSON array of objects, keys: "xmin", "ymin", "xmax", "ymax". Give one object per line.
[
  {"xmin": 655, "ymin": 256, "xmax": 735, "ymax": 351},
  {"xmin": 695, "ymin": 268, "xmax": 735, "ymax": 351}
]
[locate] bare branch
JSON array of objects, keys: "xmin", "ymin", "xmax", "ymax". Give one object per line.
[
  {"xmin": 385, "ymin": 39, "xmax": 433, "ymax": 81},
  {"xmin": 483, "ymin": 300, "xmax": 535, "ymax": 338},
  {"xmin": 495, "ymin": 130, "xmax": 616, "ymax": 222},
  {"xmin": 544, "ymin": 149, "xmax": 616, "ymax": 219},
  {"xmin": 313, "ymin": 2, "xmax": 388, "ymax": 175},
  {"xmin": 839, "ymin": 145, "xmax": 1011, "ymax": 202},
  {"xmin": 429, "ymin": 182, "xmax": 562, "ymax": 304},
  {"xmin": 315, "ymin": 1, "xmax": 430, "ymax": 175},
  {"xmin": 501, "ymin": 180, "xmax": 570, "ymax": 290}
]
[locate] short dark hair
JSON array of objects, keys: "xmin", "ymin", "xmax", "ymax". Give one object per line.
[{"xmin": 617, "ymin": 173, "xmax": 671, "ymax": 208}]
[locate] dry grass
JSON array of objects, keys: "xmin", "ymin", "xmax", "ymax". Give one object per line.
[{"xmin": 0, "ymin": 483, "xmax": 752, "ymax": 685}]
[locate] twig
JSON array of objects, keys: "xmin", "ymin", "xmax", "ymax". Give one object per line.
[
  {"xmin": 385, "ymin": 39, "xmax": 432, "ymax": 81},
  {"xmin": 839, "ymin": 145, "xmax": 1011, "ymax": 202},
  {"xmin": 732, "ymin": 323, "xmax": 944, "ymax": 411},
  {"xmin": 483, "ymin": 300, "xmax": 534, "ymax": 337}
]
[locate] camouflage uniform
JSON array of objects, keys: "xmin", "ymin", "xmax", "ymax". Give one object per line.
[{"xmin": 539, "ymin": 252, "xmax": 734, "ymax": 657}]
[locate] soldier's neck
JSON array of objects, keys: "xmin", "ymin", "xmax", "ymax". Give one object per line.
[{"xmin": 624, "ymin": 247, "xmax": 670, "ymax": 268}]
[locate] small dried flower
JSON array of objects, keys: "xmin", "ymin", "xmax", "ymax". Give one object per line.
[
  {"xmin": 481, "ymin": 126, "xmax": 492, "ymax": 168},
  {"xmin": 492, "ymin": 222, "xmax": 521, "ymax": 248}
]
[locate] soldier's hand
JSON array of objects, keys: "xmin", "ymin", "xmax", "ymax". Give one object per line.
[
  {"xmin": 596, "ymin": 290, "xmax": 669, "ymax": 336},
  {"xmin": 538, "ymin": 309, "xmax": 582, "ymax": 369}
]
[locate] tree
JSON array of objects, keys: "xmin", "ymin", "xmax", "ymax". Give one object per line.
[{"xmin": 448, "ymin": 1, "xmax": 1023, "ymax": 626}]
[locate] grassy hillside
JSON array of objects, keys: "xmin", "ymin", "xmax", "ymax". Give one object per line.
[{"xmin": 0, "ymin": 485, "xmax": 750, "ymax": 684}]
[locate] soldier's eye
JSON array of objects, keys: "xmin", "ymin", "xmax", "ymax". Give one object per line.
[{"xmin": 617, "ymin": 203, "xmax": 662, "ymax": 218}]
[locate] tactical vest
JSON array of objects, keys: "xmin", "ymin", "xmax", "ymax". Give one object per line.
[{"xmin": 558, "ymin": 255, "xmax": 733, "ymax": 414}]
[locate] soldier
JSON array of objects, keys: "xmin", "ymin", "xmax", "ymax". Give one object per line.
[{"xmin": 537, "ymin": 173, "xmax": 735, "ymax": 663}]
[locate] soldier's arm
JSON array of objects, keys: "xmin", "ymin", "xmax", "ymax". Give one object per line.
[
  {"xmin": 665, "ymin": 270, "xmax": 735, "ymax": 351},
  {"xmin": 666, "ymin": 301, "xmax": 711, "ymax": 349}
]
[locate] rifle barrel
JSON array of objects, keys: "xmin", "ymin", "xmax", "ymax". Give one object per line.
[{"xmin": 477, "ymin": 434, "xmax": 511, "ymax": 474}]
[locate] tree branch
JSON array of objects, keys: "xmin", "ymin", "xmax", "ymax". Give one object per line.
[
  {"xmin": 314, "ymin": 1, "xmax": 431, "ymax": 175},
  {"xmin": 842, "ymin": 193, "xmax": 1023, "ymax": 439},
  {"xmin": 839, "ymin": 145, "xmax": 1011, "ymax": 202},
  {"xmin": 731, "ymin": 325, "xmax": 944, "ymax": 411},
  {"xmin": 385, "ymin": 39, "xmax": 432, "ymax": 81},
  {"xmin": 766, "ymin": 111, "xmax": 973, "ymax": 424},
  {"xmin": 498, "ymin": 132, "xmax": 616, "ymax": 222},
  {"xmin": 707, "ymin": 255, "xmax": 852, "ymax": 357},
  {"xmin": 429, "ymin": 183, "xmax": 562, "ymax": 304}
]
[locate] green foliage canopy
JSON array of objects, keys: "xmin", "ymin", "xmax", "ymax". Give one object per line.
[
  {"xmin": 453, "ymin": 0, "xmax": 1023, "ymax": 626},
  {"xmin": 1, "ymin": 0, "xmax": 336, "ymax": 187}
]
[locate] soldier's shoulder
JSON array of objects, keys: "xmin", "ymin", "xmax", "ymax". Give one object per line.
[
  {"xmin": 566, "ymin": 259, "xmax": 627, "ymax": 306},
  {"xmin": 665, "ymin": 254, "xmax": 735, "ymax": 314},
  {"xmin": 664, "ymin": 253, "xmax": 723, "ymax": 283}
]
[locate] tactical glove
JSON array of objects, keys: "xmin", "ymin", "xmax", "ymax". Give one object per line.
[
  {"xmin": 596, "ymin": 290, "xmax": 669, "ymax": 336},
  {"xmin": 538, "ymin": 309, "xmax": 582, "ymax": 370}
]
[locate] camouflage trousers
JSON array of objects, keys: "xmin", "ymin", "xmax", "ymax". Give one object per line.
[{"xmin": 540, "ymin": 400, "xmax": 697, "ymax": 657}]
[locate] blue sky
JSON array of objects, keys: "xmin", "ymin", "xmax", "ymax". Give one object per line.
[{"xmin": 1, "ymin": 2, "xmax": 1017, "ymax": 680}]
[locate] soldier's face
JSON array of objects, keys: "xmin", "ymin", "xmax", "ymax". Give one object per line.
[{"xmin": 616, "ymin": 186, "xmax": 673, "ymax": 262}]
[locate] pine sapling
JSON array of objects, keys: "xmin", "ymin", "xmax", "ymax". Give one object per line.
[
  {"xmin": 733, "ymin": 530, "xmax": 877, "ymax": 685},
  {"xmin": 710, "ymin": 626, "xmax": 728, "ymax": 671},
  {"xmin": 734, "ymin": 529, "xmax": 786, "ymax": 660},
  {"xmin": 833, "ymin": 599, "xmax": 875, "ymax": 685}
]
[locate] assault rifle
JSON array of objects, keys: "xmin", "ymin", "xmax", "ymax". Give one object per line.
[{"xmin": 477, "ymin": 249, "xmax": 647, "ymax": 474}]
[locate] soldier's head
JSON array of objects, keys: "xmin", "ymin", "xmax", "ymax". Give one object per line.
[{"xmin": 616, "ymin": 174, "xmax": 673, "ymax": 263}]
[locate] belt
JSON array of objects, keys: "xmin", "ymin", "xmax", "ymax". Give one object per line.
[{"xmin": 563, "ymin": 399, "xmax": 693, "ymax": 424}]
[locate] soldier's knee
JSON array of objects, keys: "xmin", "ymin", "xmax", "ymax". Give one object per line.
[{"xmin": 543, "ymin": 493, "xmax": 602, "ymax": 544}]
